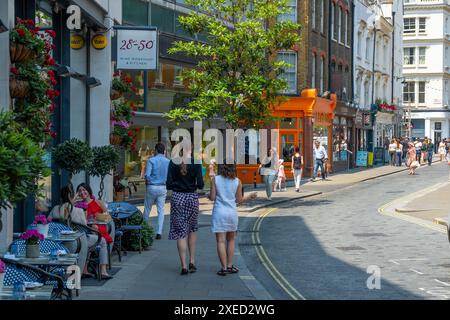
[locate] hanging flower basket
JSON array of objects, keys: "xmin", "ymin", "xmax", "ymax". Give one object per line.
[
  {"xmin": 10, "ymin": 42, "xmax": 37, "ymax": 63},
  {"xmin": 9, "ymin": 77, "xmax": 29, "ymax": 98},
  {"xmin": 110, "ymin": 134, "xmax": 123, "ymax": 146},
  {"xmin": 110, "ymin": 89, "xmax": 123, "ymax": 100}
]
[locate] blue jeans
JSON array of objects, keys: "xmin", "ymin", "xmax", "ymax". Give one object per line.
[
  {"xmin": 396, "ymin": 152, "xmax": 402, "ymax": 166},
  {"xmin": 263, "ymin": 174, "xmax": 276, "ymax": 198},
  {"xmin": 427, "ymin": 151, "xmax": 433, "ymax": 165},
  {"xmin": 313, "ymin": 159, "xmax": 326, "ymax": 180},
  {"xmin": 144, "ymin": 185, "xmax": 167, "ymax": 235}
]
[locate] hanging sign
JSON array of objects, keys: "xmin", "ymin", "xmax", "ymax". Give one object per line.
[
  {"xmin": 70, "ymin": 34, "xmax": 85, "ymax": 50},
  {"xmin": 92, "ymin": 34, "xmax": 108, "ymax": 50},
  {"xmin": 115, "ymin": 26, "xmax": 158, "ymax": 70}
]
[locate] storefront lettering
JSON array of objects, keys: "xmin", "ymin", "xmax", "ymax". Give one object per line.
[{"xmin": 66, "ymin": 5, "xmax": 81, "ymax": 30}]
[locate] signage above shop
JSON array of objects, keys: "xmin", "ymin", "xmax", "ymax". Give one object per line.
[
  {"xmin": 92, "ymin": 34, "xmax": 107, "ymax": 50},
  {"xmin": 115, "ymin": 26, "xmax": 158, "ymax": 70},
  {"xmin": 70, "ymin": 34, "xmax": 85, "ymax": 50}
]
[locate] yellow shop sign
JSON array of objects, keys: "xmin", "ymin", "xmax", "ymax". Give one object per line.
[
  {"xmin": 70, "ymin": 34, "xmax": 85, "ymax": 50},
  {"xmin": 92, "ymin": 34, "xmax": 107, "ymax": 50}
]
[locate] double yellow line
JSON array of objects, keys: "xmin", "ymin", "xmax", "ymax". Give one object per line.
[{"xmin": 251, "ymin": 208, "xmax": 306, "ymax": 300}]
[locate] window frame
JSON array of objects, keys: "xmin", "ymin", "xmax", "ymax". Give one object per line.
[
  {"xmin": 277, "ymin": 51, "xmax": 298, "ymax": 95},
  {"xmin": 403, "ymin": 17, "xmax": 416, "ymax": 34}
]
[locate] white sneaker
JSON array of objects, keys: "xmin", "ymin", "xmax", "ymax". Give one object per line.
[{"xmin": 282, "ymin": 188, "xmax": 287, "ymax": 192}]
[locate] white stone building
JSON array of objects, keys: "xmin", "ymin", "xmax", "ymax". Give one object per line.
[
  {"xmin": 353, "ymin": 0, "xmax": 403, "ymax": 149},
  {"xmin": 403, "ymin": 0, "xmax": 450, "ymax": 144}
]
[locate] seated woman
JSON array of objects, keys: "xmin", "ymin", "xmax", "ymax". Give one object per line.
[{"xmin": 49, "ymin": 185, "xmax": 113, "ymax": 279}]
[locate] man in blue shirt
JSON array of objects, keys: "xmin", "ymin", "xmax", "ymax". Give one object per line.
[{"xmin": 144, "ymin": 143, "xmax": 170, "ymax": 239}]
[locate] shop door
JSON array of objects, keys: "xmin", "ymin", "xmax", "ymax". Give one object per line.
[
  {"xmin": 434, "ymin": 131, "xmax": 442, "ymax": 153},
  {"xmin": 280, "ymin": 132, "xmax": 299, "ymax": 163}
]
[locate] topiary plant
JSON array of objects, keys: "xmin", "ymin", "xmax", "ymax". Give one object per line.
[
  {"xmin": 0, "ymin": 111, "xmax": 50, "ymax": 211},
  {"xmin": 87, "ymin": 145, "xmax": 120, "ymax": 200},
  {"xmin": 53, "ymin": 138, "xmax": 93, "ymax": 183},
  {"xmin": 123, "ymin": 213, "xmax": 154, "ymax": 251}
]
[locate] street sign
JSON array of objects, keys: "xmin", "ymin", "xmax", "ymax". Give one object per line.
[{"xmin": 115, "ymin": 26, "xmax": 158, "ymax": 70}]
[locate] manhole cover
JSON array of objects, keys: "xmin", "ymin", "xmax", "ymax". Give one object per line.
[
  {"xmin": 336, "ymin": 246, "xmax": 366, "ymax": 251},
  {"xmin": 353, "ymin": 233, "xmax": 388, "ymax": 237}
]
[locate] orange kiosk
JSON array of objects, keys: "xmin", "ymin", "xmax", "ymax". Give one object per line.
[{"xmin": 237, "ymin": 89, "xmax": 336, "ymax": 184}]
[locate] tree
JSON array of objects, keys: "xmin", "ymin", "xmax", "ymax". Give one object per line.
[
  {"xmin": 53, "ymin": 138, "xmax": 93, "ymax": 184},
  {"xmin": 88, "ymin": 145, "xmax": 120, "ymax": 200},
  {"xmin": 167, "ymin": 0, "xmax": 301, "ymax": 128}
]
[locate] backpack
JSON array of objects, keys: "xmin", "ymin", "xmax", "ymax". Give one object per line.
[{"xmin": 293, "ymin": 155, "xmax": 302, "ymax": 170}]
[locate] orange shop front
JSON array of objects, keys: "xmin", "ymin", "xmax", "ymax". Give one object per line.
[{"xmin": 237, "ymin": 89, "xmax": 336, "ymax": 184}]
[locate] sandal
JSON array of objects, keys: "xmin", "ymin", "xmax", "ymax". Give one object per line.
[
  {"xmin": 181, "ymin": 268, "xmax": 189, "ymax": 275},
  {"xmin": 189, "ymin": 263, "xmax": 197, "ymax": 273},
  {"xmin": 217, "ymin": 269, "xmax": 227, "ymax": 276},
  {"xmin": 227, "ymin": 265, "xmax": 239, "ymax": 274}
]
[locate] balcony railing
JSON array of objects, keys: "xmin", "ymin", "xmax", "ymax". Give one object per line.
[{"xmin": 404, "ymin": 0, "xmax": 449, "ymax": 5}]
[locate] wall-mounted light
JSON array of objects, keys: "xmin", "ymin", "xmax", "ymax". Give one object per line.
[
  {"xmin": 56, "ymin": 65, "xmax": 79, "ymax": 77},
  {"xmin": 0, "ymin": 19, "xmax": 8, "ymax": 34},
  {"xmin": 85, "ymin": 77, "xmax": 101, "ymax": 88}
]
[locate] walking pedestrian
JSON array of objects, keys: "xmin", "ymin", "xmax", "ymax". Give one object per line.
[
  {"xmin": 258, "ymin": 148, "xmax": 278, "ymax": 200},
  {"xmin": 143, "ymin": 143, "xmax": 170, "ymax": 240},
  {"xmin": 311, "ymin": 140, "xmax": 328, "ymax": 182},
  {"xmin": 291, "ymin": 146, "xmax": 303, "ymax": 192},
  {"xmin": 276, "ymin": 159, "xmax": 287, "ymax": 192},
  {"xmin": 166, "ymin": 148, "xmax": 204, "ymax": 275},
  {"xmin": 388, "ymin": 139, "xmax": 397, "ymax": 166},
  {"xmin": 407, "ymin": 143, "xmax": 419, "ymax": 175},
  {"xmin": 439, "ymin": 140, "xmax": 446, "ymax": 161},
  {"xmin": 446, "ymin": 148, "xmax": 450, "ymax": 180},
  {"xmin": 414, "ymin": 139, "xmax": 422, "ymax": 162},
  {"xmin": 401, "ymin": 137, "xmax": 408, "ymax": 163},
  {"xmin": 426, "ymin": 139, "xmax": 434, "ymax": 166},
  {"xmin": 421, "ymin": 138, "xmax": 428, "ymax": 164},
  {"xmin": 209, "ymin": 163, "xmax": 257, "ymax": 276},
  {"xmin": 395, "ymin": 139, "xmax": 403, "ymax": 167}
]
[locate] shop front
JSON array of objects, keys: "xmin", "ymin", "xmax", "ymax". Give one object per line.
[
  {"xmin": 236, "ymin": 89, "xmax": 336, "ymax": 184},
  {"xmin": 332, "ymin": 103, "xmax": 357, "ymax": 171}
]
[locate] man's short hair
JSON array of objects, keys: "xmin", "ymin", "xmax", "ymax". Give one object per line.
[{"xmin": 155, "ymin": 142, "xmax": 165, "ymax": 154}]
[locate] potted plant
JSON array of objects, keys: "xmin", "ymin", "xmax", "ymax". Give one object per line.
[
  {"xmin": 19, "ymin": 229, "xmax": 44, "ymax": 258},
  {"xmin": 0, "ymin": 111, "xmax": 50, "ymax": 211},
  {"xmin": 87, "ymin": 145, "xmax": 120, "ymax": 200},
  {"xmin": 0, "ymin": 259, "xmax": 5, "ymax": 292},
  {"xmin": 53, "ymin": 138, "xmax": 93, "ymax": 185},
  {"xmin": 110, "ymin": 101, "xmax": 139, "ymax": 151},
  {"xmin": 9, "ymin": 19, "xmax": 45, "ymax": 63},
  {"xmin": 113, "ymin": 173, "xmax": 129, "ymax": 201},
  {"xmin": 33, "ymin": 214, "xmax": 52, "ymax": 238}
]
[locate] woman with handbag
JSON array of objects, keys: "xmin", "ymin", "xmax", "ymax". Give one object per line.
[{"xmin": 407, "ymin": 143, "xmax": 419, "ymax": 175}]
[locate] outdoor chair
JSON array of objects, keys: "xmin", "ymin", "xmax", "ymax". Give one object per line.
[
  {"xmin": 70, "ymin": 222, "xmax": 103, "ymax": 281},
  {"xmin": 108, "ymin": 202, "xmax": 144, "ymax": 255},
  {"xmin": 2, "ymin": 258, "xmax": 67, "ymax": 300}
]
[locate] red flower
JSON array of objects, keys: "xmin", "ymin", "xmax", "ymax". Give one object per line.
[
  {"xmin": 17, "ymin": 29, "xmax": 25, "ymax": 37},
  {"xmin": 49, "ymin": 104, "xmax": 56, "ymax": 112},
  {"xmin": 47, "ymin": 70, "xmax": 55, "ymax": 77},
  {"xmin": 34, "ymin": 27, "xmax": 40, "ymax": 32},
  {"xmin": 46, "ymin": 30, "xmax": 56, "ymax": 38},
  {"xmin": 10, "ymin": 67, "xmax": 18, "ymax": 75},
  {"xmin": 134, "ymin": 128, "xmax": 140, "ymax": 132},
  {"xmin": 46, "ymin": 57, "xmax": 56, "ymax": 66},
  {"xmin": 50, "ymin": 132, "xmax": 57, "ymax": 139},
  {"xmin": 127, "ymin": 131, "xmax": 133, "ymax": 137},
  {"xmin": 26, "ymin": 19, "xmax": 34, "ymax": 26},
  {"xmin": 51, "ymin": 78, "xmax": 57, "ymax": 85},
  {"xmin": 131, "ymin": 111, "xmax": 136, "ymax": 116}
]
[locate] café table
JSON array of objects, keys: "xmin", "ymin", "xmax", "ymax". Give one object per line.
[{"xmin": 0, "ymin": 285, "xmax": 54, "ymax": 300}]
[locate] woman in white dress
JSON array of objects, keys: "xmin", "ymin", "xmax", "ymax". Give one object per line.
[
  {"xmin": 209, "ymin": 163, "xmax": 256, "ymax": 276},
  {"xmin": 439, "ymin": 140, "xmax": 446, "ymax": 161}
]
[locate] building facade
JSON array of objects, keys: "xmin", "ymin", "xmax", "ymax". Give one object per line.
[{"xmin": 403, "ymin": 0, "xmax": 450, "ymax": 145}]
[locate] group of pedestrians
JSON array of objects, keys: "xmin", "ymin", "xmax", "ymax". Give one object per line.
[{"xmin": 143, "ymin": 143, "xmax": 256, "ymax": 276}]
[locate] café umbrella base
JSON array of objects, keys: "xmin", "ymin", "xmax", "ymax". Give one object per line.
[{"xmin": 26, "ymin": 244, "xmax": 40, "ymax": 258}]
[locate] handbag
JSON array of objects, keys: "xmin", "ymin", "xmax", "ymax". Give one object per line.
[{"xmin": 410, "ymin": 160, "xmax": 420, "ymax": 169}]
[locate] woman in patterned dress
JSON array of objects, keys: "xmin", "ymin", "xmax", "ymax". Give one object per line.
[{"xmin": 166, "ymin": 152, "xmax": 204, "ymax": 275}]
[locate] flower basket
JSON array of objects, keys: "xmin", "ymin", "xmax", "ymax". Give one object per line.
[
  {"xmin": 110, "ymin": 89, "xmax": 123, "ymax": 100},
  {"xmin": 10, "ymin": 42, "xmax": 37, "ymax": 63},
  {"xmin": 9, "ymin": 77, "xmax": 29, "ymax": 98},
  {"xmin": 110, "ymin": 134, "xmax": 123, "ymax": 146},
  {"xmin": 26, "ymin": 244, "xmax": 40, "ymax": 258}
]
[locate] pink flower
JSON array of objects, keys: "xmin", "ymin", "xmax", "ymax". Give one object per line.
[
  {"xmin": 0, "ymin": 259, "xmax": 5, "ymax": 273},
  {"xmin": 19, "ymin": 229, "xmax": 44, "ymax": 244},
  {"xmin": 33, "ymin": 214, "xmax": 51, "ymax": 225}
]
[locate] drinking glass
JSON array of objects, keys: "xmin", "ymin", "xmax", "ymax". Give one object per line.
[
  {"xmin": 10, "ymin": 243, "xmax": 19, "ymax": 257},
  {"xmin": 12, "ymin": 282, "xmax": 26, "ymax": 300},
  {"xmin": 50, "ymin": 248, "xmax": 58, "ymax": 262}
]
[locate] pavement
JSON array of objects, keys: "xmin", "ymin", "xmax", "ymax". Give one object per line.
[{"xmin": 75, "ymin": 157, "xmax": 443, "ymax": 300}]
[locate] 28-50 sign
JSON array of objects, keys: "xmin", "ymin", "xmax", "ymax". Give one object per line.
[
  {"xmin": 116, "ymin": 28, "xmax": 158, "ymax": 70},
  {"xmin": 120, "ymin": 39, "xmax": 155, "ymax": 51}
]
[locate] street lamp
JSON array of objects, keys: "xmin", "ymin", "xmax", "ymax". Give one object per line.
[{"xmin": 0, "ymin": 19, "xmax": 8, "ymax": 34}]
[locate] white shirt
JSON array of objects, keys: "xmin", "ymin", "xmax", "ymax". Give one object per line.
[{"xmin": 313, "ymin": 145, "xmax": 328, "ymax": 160}]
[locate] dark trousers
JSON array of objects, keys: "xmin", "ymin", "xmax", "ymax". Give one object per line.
[
  {"xmin": 416, "ymin": 151, "xmax": 421, "ymax": 161},
  {"xmin": 396, "ymin": 152, "xmax": 402, "ymax": 166},
  {"xmin": 313, "ymin": 159, "xmax": 326, "ymax": 180},
  {"xmin": 427, "ymin": 151, "xmax": 433, "ymax": 165}
]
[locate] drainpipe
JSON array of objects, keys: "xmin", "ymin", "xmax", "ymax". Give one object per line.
[{"xmin": 86, "ymin": 28, "xmax": 91, "ymax": 184}]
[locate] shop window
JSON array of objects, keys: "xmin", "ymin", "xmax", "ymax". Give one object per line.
[
  {"xmin": 435, "ymin": 122, "xmax": 442, "ymax": 130},
  {"xmin": 313, "ymin": 125, "xmax": 329, "ymax": 151},
  {"xmin": 279, "ymin": 117, "xmax": 296, "ymax": 129},
  {"xmin": 123, "ymin": 0, "xmax": 149, "ymax": 25},
  {"xmin": 280, "ymin": 134, "xmax": 296, "ymax": 162}
]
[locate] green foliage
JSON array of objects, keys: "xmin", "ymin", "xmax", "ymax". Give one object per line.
[
  {"xmin": 88, "ymin": 145, "xmax": 120, "ymax": 178},
  {"xmin": 0, "ymin": 111, "xmax": 50, "ymax": 210},
  {"xmin": 111, "ymin": 101, "xmax": 138, "ymax": 151},
  {"xmin": 53, "ymin": 138, "xmax": 93, "ymax": 180},
  {"xmin": 166, "ymin": 0, "xmax": 302, "ymax": 128},
  {"xmin": 123, "ymin": 213, "xmax": 154, "ymax": 251}
]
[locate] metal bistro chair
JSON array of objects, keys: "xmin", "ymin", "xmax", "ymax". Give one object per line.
[
  {"xmin": 2, "ymin": 258, "xmax": 66, "ymax": 300},
  {"xmin": 108, "ymin": 202, "xmax": 144, "ymax": 255}
]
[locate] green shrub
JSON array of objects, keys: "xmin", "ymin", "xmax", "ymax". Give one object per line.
[
  {"xmin": 123, "ymin": 213, "xmax": 154, "ymax": 251},
  {"xmin": 87, "ymin": 145, "xmax": 119, "ymax": 199},
  {"xmin": 53, "ymin": 138, "xmax": 93, "ymax": 181},
  {"xmin": 0, "ymin": 111, "xmax": 50, "ymax": 210}
]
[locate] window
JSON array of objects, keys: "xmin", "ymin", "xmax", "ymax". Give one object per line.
[
  {"xmin": 418, "ymin": 81, "xmax": 425, "ymax": 103},
  {"xmin": 123, "ymin": 0, "xmax": 149, "ymax": 25},
  {"xmin": 338, "ymin": 7, "xmax": 342, "ymax": 43},
  {"xmin": 344, "ymin": 12, "xmax": 348, "ymax": 45},
  {"xmin": 320, "ymin": 57, "xmax": 325, "ymax": 93},
  {"xmin": 404, "ymin": 18, "xmax": 416, "ymax": 34},
  {"xmin": 357, "ymin": 31, "xmax": 362, "ymax": 57},
  {"xmin": 419, "ymin": 17, "xmax": 426, "ymax": 33},
  {"xmin": 277, "ymin": 52, "xmax": 297, "ymax": 94},
  {"xmin": 320, "ymin": 0, "xmax": 325, "ymax": 33},
  {"xmin": 279, "ymin": 0, "xmax": 297, "ymax": 23},
  {"xmin": 404, "ymin": 47, "xmax": 415, "ymax": 65},
  {"xmin": 403, "ymin": 82, "xmax": 415, "ymax": 103},
  {"xmin": 435, "ymin": 122, "xmax": 442, "ymax": 130},
  {"xmin": 312, "ymin": 0, "xmax": 316, "ymax": 30},
  {"xmin": 173, "ymin": 65, "xmax": 183, "ymax": 86},
  {"xmin": 365, "ymin": 36, "xmax": 371, "ymax": 60},
  {"xmin": 311, "ymin": 54, "xmax": 316, "ymax": 88},
  {"xmin": 331, "ymin": 4, "xmax": 335, "ymax": 40},
  {"xmin": 419, "ymin": 47, "xmax": 426, "ymax": 65},
  {"xmin": 364, "ymin": 81, "xmax": 370, "ymax": 106}
]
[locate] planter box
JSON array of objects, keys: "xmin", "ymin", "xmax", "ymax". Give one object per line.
[
  {"xmin": 10, "ymin": 42, "xmax": 36, "ymax": 63},
  {"xmin": 10, "ymin": 77, "xmax": 29, "ymax": 98}
]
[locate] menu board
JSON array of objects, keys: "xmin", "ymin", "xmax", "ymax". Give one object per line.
[{"xmin": 356, "ymin": 151, "xmax": 368, "ymax": 167}]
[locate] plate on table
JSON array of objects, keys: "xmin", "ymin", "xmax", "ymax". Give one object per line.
[
  {"xmin": 60, "ymin": 230, "xmax": 76, "ymax": 235},
  {"xmin": 23, "ymin": 282, "xmax": 44, "ymax": 289}
]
